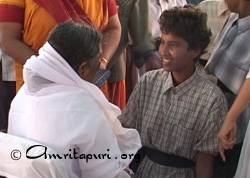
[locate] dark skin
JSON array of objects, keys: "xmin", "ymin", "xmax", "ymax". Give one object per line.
[
  {"xmin": 0, "ymin": 22, "xmax": 35, "ymax": 64},
  {"xmin": 99, "ymin": 15, "xmax": 121, "ymax": 70},
  {"xmin": 78, "ymin": 55, "xmax": 100, "ymax": 83},
  {"xmin": 196, "ymin": 152, "xmax": 214, "ymax": 178}
]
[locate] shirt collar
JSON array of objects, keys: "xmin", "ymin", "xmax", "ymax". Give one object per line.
[
  {"xmin": 163, "ymin": 69, "xmax": 200, "ymax": 96},
  {"xmin": 163, "ymin": 70, "xmax": 174, "ymax": 92}
]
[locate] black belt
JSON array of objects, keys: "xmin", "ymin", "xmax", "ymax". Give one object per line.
[{"xmin": 144, "ymin": 147, "xmax": 195, "ymax": 168}]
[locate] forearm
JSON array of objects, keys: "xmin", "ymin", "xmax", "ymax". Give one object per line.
[
  {"xmin": 101, "ymin": 15, "xmax": 121, "ymax": 62},
  {"xmin": 226, "ymin": 79, "xmax": 250, "ymax": 122},
  {"xmin": 195, "ymin": 152, "xmax": 214, "ymax": 178},
  {"xmin": 0, "ymin": 22, "xmax": 35, "ymax": 64},
  {"xmin": 1, "ymin": 39, "xmax": 35, "ymax": 64}
]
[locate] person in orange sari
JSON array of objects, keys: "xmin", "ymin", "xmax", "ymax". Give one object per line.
[{"xmin": 0, "ymin": 0, "xmax": 125, "ymax": 109}]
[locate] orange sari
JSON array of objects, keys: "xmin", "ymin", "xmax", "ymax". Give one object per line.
[{"xmin": 0, "ymin": 0, "xmax": 126, "ymax": 109}]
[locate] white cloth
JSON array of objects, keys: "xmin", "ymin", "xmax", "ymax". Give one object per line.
[
  {"xmin": 0, "ymin": 132, "xmax": 70, "ymax": 178},
  {"xmin": 7, "ymin": 42, "xmax": 141, "ymax": 178},
  {"xmin": 148, "ymin": 0, "xmax": 187, "ymax": 38},
  {"xmin": 247, "ymin": 70, "xmax": 250, "ymax": 79}
]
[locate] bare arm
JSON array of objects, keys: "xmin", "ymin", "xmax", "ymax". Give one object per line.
[
  {"xmin": 99, "ymin": 14, "xmax": 121, "ymax": 70},
  {"xmin": 0, "ymin": 22, "xmax": 35, "ymax": 64},
  {"xmin": 196, "ymin": 152, "xmax": 214, "ymax": 178},
  {"xmin": 218, "ymin": 79, "xmax": 250, "ymax": 160}
]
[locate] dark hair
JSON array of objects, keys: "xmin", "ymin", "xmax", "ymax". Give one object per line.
[
  {"xmin": 48, "ymin": 22, "xmax": 101, "ymax": 71},
  {"xmin": 159, "ymin": 6, "xmax": 211, "ymax": 53}
]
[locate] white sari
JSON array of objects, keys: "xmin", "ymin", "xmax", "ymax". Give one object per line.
[{"xmin": 7, "ymin": 42, "xmax": 141, "ymax": 178}]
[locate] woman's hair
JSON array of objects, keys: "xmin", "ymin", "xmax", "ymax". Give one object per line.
[
  {"xmin": 159, "ymin": 5, "xmax": 211, "ymax": 54},
  {"xmin": 48, "ymin": 22, "xmax": 102, "ymax": 71}
]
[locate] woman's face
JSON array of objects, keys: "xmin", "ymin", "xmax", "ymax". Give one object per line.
[{"xmin": 78, "ymin": 44, "xmax": 101, "ymax": 83}]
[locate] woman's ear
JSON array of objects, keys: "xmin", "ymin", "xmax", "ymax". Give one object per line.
[{"xmin": 77, "ymin": 61, "xmax": 88, "ymax": 79}]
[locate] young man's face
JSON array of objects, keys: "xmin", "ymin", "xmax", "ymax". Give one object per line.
[{"xmin": 159, "ymin": 33, "xmax": 198, "ymax": 73}]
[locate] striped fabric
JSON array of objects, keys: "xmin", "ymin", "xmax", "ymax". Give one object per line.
[
  {"xmin": 119, "ymin": 69, "xmax": 227, "ymax": 178},
  {"xmin": 206, "ymin": 13, "xmax": 250, "ymax": 143},
  {"xmin": 206, "ymin": 14, "xmax": 250, "ymax": 95},
  {"xmin": 93, "ymin": 69, "xmax": 111, "ymax": 87}
]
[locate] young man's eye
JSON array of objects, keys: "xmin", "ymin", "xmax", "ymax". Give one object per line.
[{"xmin": 169, "ymin": 43, "xmax": 179, "ymax": 47}]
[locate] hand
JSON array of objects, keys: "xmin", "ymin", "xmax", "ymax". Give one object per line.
[{"xmin": 218, "ymin": 118, "xmax": 237, "ymax": 161}]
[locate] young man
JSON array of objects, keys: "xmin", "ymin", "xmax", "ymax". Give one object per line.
[
  {"xmin": 205, "ymin": 0, "xmax": 250, "ymax": 177},
  {"xmin": 7, "ymin": 22, "xmax": 141, "ymax": 178},
  {"xmin": 119, "ymin": 6, "xmax": 227, "ymax": 178}
]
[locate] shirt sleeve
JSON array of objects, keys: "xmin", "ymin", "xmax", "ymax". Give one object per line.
[
  {"xmin": 108, "ymin": 0, "xmax": 118, "ymax": 17},
  {"xmin": 193, "ymin": 93, "xmax": 228, "ymax": 155},
  {"xmin": 0, "ymin": 0, "xmax": 24, "ymax": 23},
  {"xmin": 118, "ymin": 77, "xmax": 144, "ymax": 130}
]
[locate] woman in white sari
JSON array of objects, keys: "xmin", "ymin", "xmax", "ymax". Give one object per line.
[{"xmin": 7, "ymin": 22, "xmax": 141, "ymax": 178}]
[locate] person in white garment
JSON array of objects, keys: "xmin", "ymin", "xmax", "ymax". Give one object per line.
[{"xmin": 7, "ymin": 22, "xmax": 141, "ymax": 178}]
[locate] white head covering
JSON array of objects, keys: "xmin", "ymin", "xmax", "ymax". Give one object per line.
[{"xmin": 8, "ymin": 42, "xmax": 141, "ymax": 178}]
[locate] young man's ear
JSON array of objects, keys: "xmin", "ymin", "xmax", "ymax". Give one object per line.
[{"xmin": 190, "ymin": 49, "xmax": 201, "ymax": 59}]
